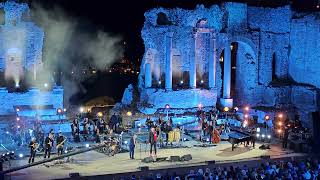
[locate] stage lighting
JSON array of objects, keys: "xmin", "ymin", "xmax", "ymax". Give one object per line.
[
  {"xmin": 16, "ymin": 117, "xmax": 20, "ymax": 121},
  {"xmin": 257, "ymin": 127, "xmax": 260, "ymax": 133},
  {"xmin": 16, "ymin": 108, "xmax": 20, "ymax": 112},
  {"xmin": 261, "ymin": 134, "xmax": 265, "ymax": 138},
  {"xmin": 234, "ymin": 107, "xmax": 239, "ymax": 111},
  {"xmin": 64, "ymin": 150, "xmax": 68, "ymax": 153},
  {"xmin": 256, "ymin": 133, "xmax": 260, "ymax": 138},
  {"xmin": 265, "ymin": 115, "xmax": 270, "ymax": 120},
  {"xmin": 165, "ymin": 104, "xmax": 170, "ymax": 109},
  {"xmin": 124, "ymin": 141, "xmax": 128, "ymax": 144},
  {"xmin": 244, "ymin": 114, "xmax": 249, "ymax": 118},
  {"xmin": 206, "ymin": 138, "xmax": 210, "ymax": 142},
  {"xmin": 97, "ymin": 112, "xmax": 103, "ymax": 117},
  {"xmin": 200, "ymin": 80, "xmax": 204, "ymax": 84},
  {"xmin": 15, "ymin": 83, "xmax": 20, "ymax": 88},
  {"xmin": 267, "ymin": 135, "xmax": 271, "ymax": 139},
  {"xmin": 63, "ymin": 108, "xmax": 67, "ymax": 112},
  {"xmin": 277, "ymin": 129, "xmax": 282, "ymax": 133},
  {"xmin": 244, "ymin": 106, "xmax": 249, "ymax": 111},
  {"xmin": 17, "ymin": 125, "xmax": 20, "ymax": 129},
  {"xmin": 223, "ymin": 107, "xmax": 229, "ymax": 112},
  {"xmin": 44, "ymin": 83, "xmax": 48, "ymax": 88},
  {"xmin": 278, "ymin": 122, "xmax": 282, "ymax": 126},
  {"xmin": 57, "ymin": 108, "xmax": 63, "ymax": 114},
  {"xmin": 158, "ymin": 81, "xmax": 161, "ymax": 85},
  {"xmin": 198, "ymin": 103, "xmax": 203, "ymax": 109},
  {"xmin": 85, "ymin": 144, "xmax": 89, "ymax": 148},
  {"xmin": 180, "ymin": 80, "xmax": 183, "ymax": 84},
  {"xmin": 243, "ymin": 120, "xmax": 248, "ymax": 128},
  {"xmin": 79, "ymin": 107, "xmax": 84, "ymax": 113},
  {"xmin": 278, "ymin": 113, "xmax": 283, "ymax": 118},
  {"xmin": 19, "ymin": 153, "xmax": 23, "ymax": 158},
  {"xmin": 126, "ymin": 111, "xmax": 132, "ymax": 117},
  {"xmin": 6, "ymin": 131, "xmax": 9, "ymax": 134}
]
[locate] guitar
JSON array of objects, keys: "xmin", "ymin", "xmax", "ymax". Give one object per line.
[
  {"xmin": 31, "ymin": 143, "xmax": 39, "ymax": 151},
  {"xmin": 56, "ymin": 139, "xmax": 66, "ymax": 149}
]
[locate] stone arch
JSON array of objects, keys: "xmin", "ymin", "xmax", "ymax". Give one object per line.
[
  {"xmin": 145, "ymin": 48, "xmax": 160, "ymax": 86},
  {"xmin": 156, "ymin": 12, "xmax": 171, "ymax": 26},
  {"xmin": 272, "ymin": 52, "xmax": 277, "ymax": 81},
  {"xmin": 5, "ymin": 48, "xmax": 23, "ymax": 84},
  {"xmin": 219, "ymin": 36, "xmax": 258, "ymax": 106},
  {"xmin": 196, "ymin": 18, "xmax": 208, "ymax": 28}
]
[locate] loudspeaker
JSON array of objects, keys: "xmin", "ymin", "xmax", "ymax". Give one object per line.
[
  {"xmin": 69, "ymin": 173, "xmax": 80, "ymax": 178},
  {"xmin": 260, "ymin": 155, "xmax": 270, "ymax": 159},
  {"xmin": 156, "ymin": 157, "xmax": 167, "ymax": 162},
  {"xmin": 142, "ymin": 156, "xmax": 155, "ymax": 163},
  {"xmin": 139, "ymin": 166, "xmax": 149, "ymax": 171},
  {"xmin": 259, "ymin": 144, "xmax": 270, "ymax": 150},
  {"xmin": 169, "ymin": 156, "xmax": 180, "ymax": 162},
  {"xmin": 180, "ymin": 154, "xmax": 192, "ymax": 161},
  {"xmin": 206, "ymin": 160, "xmax": 216, "ymax": 165}
]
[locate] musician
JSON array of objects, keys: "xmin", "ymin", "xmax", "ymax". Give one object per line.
[
  {"xmin": 283, "ymin": 126, "xmax": 289, "ymax": 149},
  {"xmin": 83, "ymin": 118, "xmax": 90, "ymax": 141},
  {"xmin": 110, "ymin": 113, "xmax": 118, "ymax": 132},
  {"xmin": 72, "ymin": 118, "xmax": 79, "ymax": 135},
  {"xmin": 49, "ymin": 129, "xmax": 55, "ymax": 138},
  {"xmin": 56, "ymin": 132, "xmax": 65, "ymax": 156},
  {"xmin": 145, "ymin": 116, "xmax": 153, "ymax": 130},
  {"xmin": 44, "ymin": 133, "xmax": 54, "ymax": 158},
  {"xmin": 149, "ymin": 127, "xmax": 157, "ymax": 156},
  {"xmin": 28, "ymin": 138, "xmax": 38, "ymax": 164},
  {"xmin": 164, "ymin": 122, "xmax": 172, "ymax": 146},
  {"xmin": 129, "ymin": 134, "xmax": 137, "ymax": 159},
  {"xmin": 95, "ymin": 128, "xmax": 101, "ymax": 143},
  {"xmin": 250, "ymin": 128, "xmax": 256, "ymax": 148}
]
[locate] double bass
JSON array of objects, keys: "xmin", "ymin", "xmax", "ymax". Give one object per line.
[{"xmin": 212, "ymin": 128, "xmax": 221, "ymax": 144}]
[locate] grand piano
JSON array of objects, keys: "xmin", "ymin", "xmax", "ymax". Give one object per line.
[{"xmin": 228, "ymin": 127, "xmax": 253, "ymax": 151}]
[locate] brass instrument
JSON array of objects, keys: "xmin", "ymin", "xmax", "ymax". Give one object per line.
[{"xmin": 56, "ymin": 139, "xmax": 66, "ymax": 149}]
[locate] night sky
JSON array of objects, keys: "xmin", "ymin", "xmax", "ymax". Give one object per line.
[{"xmin": 27, "ymin": 0, "xmax": 318, "ymax": 66}]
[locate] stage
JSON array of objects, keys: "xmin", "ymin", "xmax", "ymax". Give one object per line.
[{"xmin": 3, "ymin": 140, "xmax": 305, "ymax": 180}]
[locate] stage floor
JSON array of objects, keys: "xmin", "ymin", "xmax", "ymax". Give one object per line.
[{"xmin": 3, "ymin": 140, "xmax": 305, "ymax": 180}]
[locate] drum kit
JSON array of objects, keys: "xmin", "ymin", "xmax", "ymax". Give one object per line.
[{"xmin": 98, "ymin": 136, "xmax": 121, "ymax": 156}]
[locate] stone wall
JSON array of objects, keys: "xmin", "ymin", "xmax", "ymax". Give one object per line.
[
  {"xmin": 0, "ymin": 1, "xmax": 44, "ymax": 71},
  {"xmin": 135, "ymin": 2, "xmax": 320, "ymax": 121},
  {"xmin": 0, "ymin": 86, "xmax": 63, "ymax": 115},
  {"xmin": 289, "ymin": 14, "xmax": 320, "ymax": 88}
]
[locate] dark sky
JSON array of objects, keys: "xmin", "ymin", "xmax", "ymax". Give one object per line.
[{"xmin": 28, "ymin": 0, "xmax": 317, "ymax": 66}]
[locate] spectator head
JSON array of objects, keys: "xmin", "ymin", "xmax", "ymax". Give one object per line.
[{"xmin": 197, "ymin": 169, "xmax": 204, "ymax": 176}]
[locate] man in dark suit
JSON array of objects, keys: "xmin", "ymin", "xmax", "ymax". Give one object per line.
[
  {"xmin": 149, "ymin": 127, "xmax": 157, "ymax": 156},
  {"xmin": 44, "ymin": 133, "xmax": 54, "ymax": 158}
]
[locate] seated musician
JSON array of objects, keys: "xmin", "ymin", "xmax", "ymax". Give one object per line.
[
  {"xmin": 56, "ymin": 132, "xmax": 66, "ymax": 156},
  {"xmin": 29, "ymin": 138, "xmax": 38, "ymax": 164}
]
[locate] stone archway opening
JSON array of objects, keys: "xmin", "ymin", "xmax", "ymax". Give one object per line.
[{"xmin": 220, "ymin": 38, "xmax": 257, "ymax": 106}]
